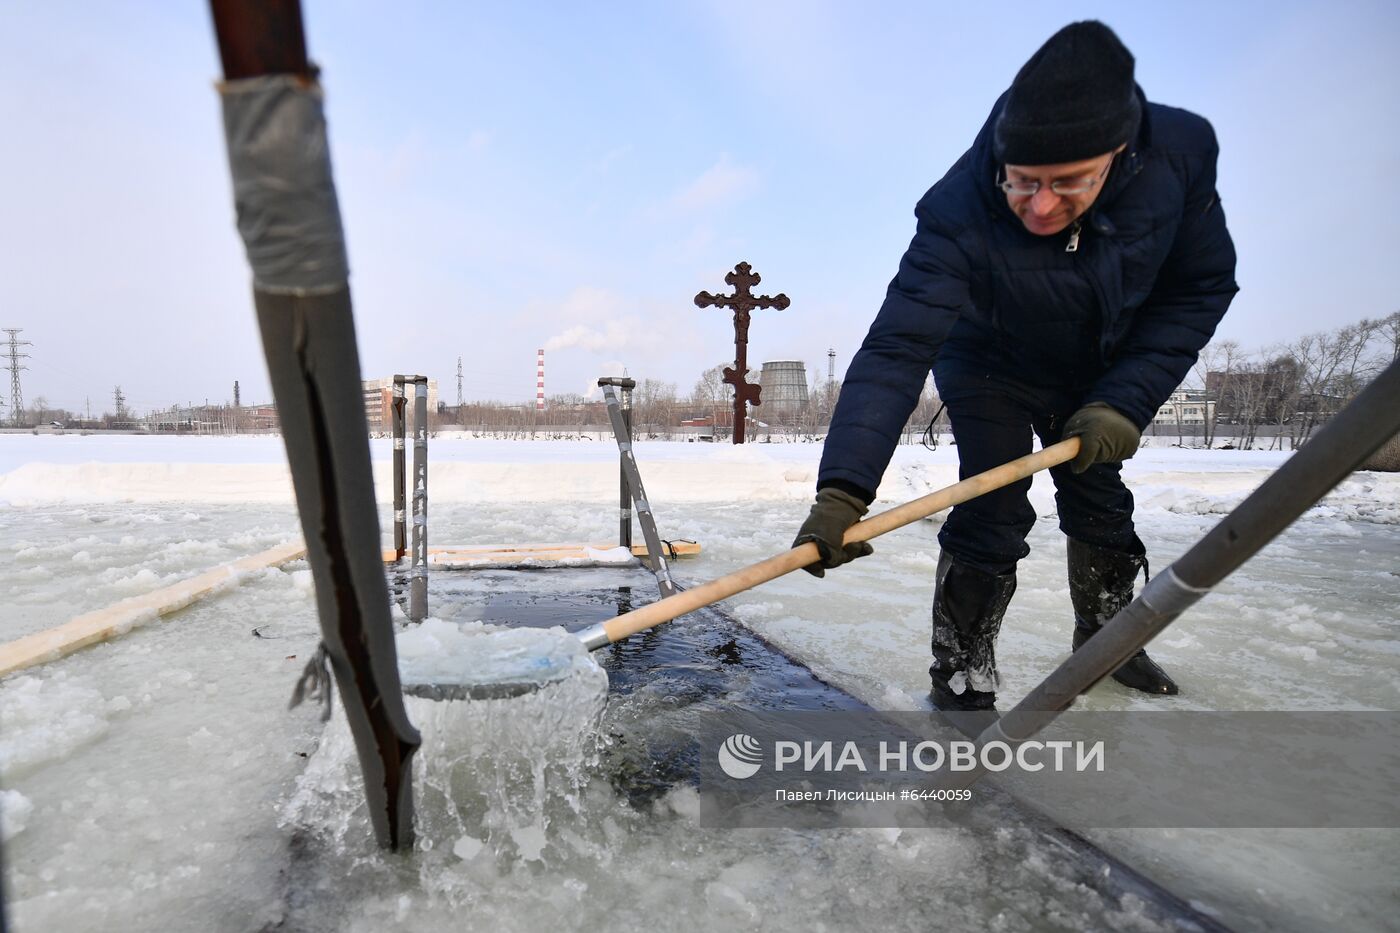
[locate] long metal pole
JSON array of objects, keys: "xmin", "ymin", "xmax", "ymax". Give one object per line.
[
  {"xmin": 576, "ymin": 439, "xmax": 1080, "ymax": 649},
  {"xmin": 209, "ymin": 0, "xmax": 419, "ymax": 850},
  {"xmin": 392, "ymin": 377, "xmax": 407, "ymax": 562},
  {"xmin": 599, "ymin": 376, "xmax": 637, "ymax": 548},
  {"xmin": 620, "ymin": 381, "xmax": 634, "ymax": 549},
  {"xmin": 408, "ymin": 377, "xmax": 429, "ymax": 622},
  {"xmin": 963, "ymin": 359, "xmax": 1400, "ymax": 778},
  {"xmin": 600, "ymin": 381, "xmax": 677, "ymax": 598}
]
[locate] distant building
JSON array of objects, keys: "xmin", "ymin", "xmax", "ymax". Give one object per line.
[
  {"xmin": 363, "ymin": 377, "xmax": 439, "ymax": 432},
  {"xmin": 1151, "ymin": 390, "xmax": 1215, "ymax": 429},
  {"xmin": 240, "ymin": 404, "xmax": 279, "ymax": 432},
  {"xmin": 143, "ymin": 401, "xmax": 277, "ymax": 433},
  {"xmin": 1206, "ymin": 365, "xmax": 1298, "ymax": 424}
]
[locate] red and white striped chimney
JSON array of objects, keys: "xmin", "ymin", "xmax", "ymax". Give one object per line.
[{"xmin": 536, "ymin": 348, "xmax": 545, "ymax": 411}]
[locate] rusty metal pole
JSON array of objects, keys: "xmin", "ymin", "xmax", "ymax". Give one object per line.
[{"xmin": 209, "ymin": 0, "xmax": 419, "ymax": 850}]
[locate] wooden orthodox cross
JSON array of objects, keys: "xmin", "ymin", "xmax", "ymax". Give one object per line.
[{"xmin": 694, "ymin": 261, "xmax": 789, "ymax": 444}]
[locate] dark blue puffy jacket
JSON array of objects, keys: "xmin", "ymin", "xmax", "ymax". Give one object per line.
[{"xmin": 818, "ymin": 88, "xmax": 1238, "ymax": 501}]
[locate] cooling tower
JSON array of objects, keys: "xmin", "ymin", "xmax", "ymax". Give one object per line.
[{"xmin": 759, "ymin": 360, "xmax": 809, "ymax": 421}]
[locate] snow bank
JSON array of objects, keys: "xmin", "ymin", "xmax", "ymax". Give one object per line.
[
  {"xmin": 0, "ymin": 437, "xmax": 810, "ymax": 505},
  {"xmin": 1, "ymin": 435, "xmax": 1397, "ymax": 527}
]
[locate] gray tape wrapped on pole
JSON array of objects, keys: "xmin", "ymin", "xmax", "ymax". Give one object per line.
[
  {"xmin": 211, "ymin": 1, "xmax": 420, "ymax": 851},
  {"xmin": 990, "ymin": 357, "xmax": 1400, "ymax": 748},
  {"xmin": 220, "ymin": 75, "xmax": 349, "ymax": 294}
]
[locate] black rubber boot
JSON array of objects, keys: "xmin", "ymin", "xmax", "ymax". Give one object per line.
[
  {"xmin": 1067, "ymin": 537, "xmax": 1179, "ymax": 696},
  {"xmin": 929, "ymin": 551, "xmax": 1017, "ymax": 717}
]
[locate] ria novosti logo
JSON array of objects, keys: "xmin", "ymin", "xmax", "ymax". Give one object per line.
[{"xmin": 718, "ymin": 733, "xmax": 763, "ymax": 779}]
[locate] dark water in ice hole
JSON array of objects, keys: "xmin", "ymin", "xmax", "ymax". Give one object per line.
[{"xmin": 379, "ymin": 565, "xmax": 1227, "ymax": 930}]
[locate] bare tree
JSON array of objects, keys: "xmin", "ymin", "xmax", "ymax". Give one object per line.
[
  {"xmin": 1193, "ymin": 339, "xmax": 1243, "ymax": 448},
  {"xmin": 1378, "ymin": 311, "xmax": 1400, "ymax": 365},
  {"xmin": 1288, "ymin": 320, "xmax": 1381, "ymax": 445},
  {"xmin": 633, "ymin": 378, "xmax": 678, "ymax": 438},
  {"xmin": 691, "ymin": 365, "xmax": 723, "ymax": 400}
]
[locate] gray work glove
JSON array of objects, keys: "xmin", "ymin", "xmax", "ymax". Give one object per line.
[
  {"xmin": 793, "ymin": 487, "xmax": 875, "ymax": 578},
  {"xmin": 1063, "ymin": 402, "xmax": 1141, "ymax": 473}
]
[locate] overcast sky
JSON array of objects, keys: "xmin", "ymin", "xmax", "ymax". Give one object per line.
[{"xmin": 2, "ymin": 1, "xmax": 1397, "ymax": 415}]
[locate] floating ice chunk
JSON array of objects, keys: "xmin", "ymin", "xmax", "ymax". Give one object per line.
[
  {"xmin": 582, "ymin": 545, "xmax": 633, "ymax": 564},
  {"xmin": 876, "ymin": 827, "xmax": 902, "ymax": 846},
  {"xmin": 1286, "ymin": 620, "xmax": 1328, "ymax": 639},
  {"xmin": 879, "ymin": 684, "xmax": 917, "ymax": 709},
  {"xmin": 112, "ymin": 606, "xmax": 159, "ymax": 636},
  {"xmin": 112, "ymin": 568, "xmax": 163, "ymax": 592},
  {"xmin": 452, "ymin": 834, "xmax": 484, "ymax": 861},
  {"xmin": 0, "ymin": 674, "xmax": 110, "ymax": 773},
  {"xmin": 0, "ymin": 789, "xmax": 34, "ymax": 841},
  {"xmin": 187, "ymin": 726, "xmax": 217, "ymax": 748},
  {"xmin": 1275, "ymin": 644, "xmax": 1319, "ymax": 662},
  {"xmin": 397, "ymin": 619, "xmax": 601, "ymax": 696},
  {"xmin": 162, "ymin": 539, "xmax": 225, "ymax": 558},
  {"xmin": 510, "ymin": 821, "xmax": 548, "ymax": 861},
  {"xmin": 705, "ymin": 879, "xmax": 759, "ymax": 922},
  {"xmin": 659, "ymin": 785, "xmax": 703, "ymax": 822}
]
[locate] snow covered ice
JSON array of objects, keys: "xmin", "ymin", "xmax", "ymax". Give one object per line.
[{"xmin": 1, "ymin": 433, "xmax": 1398, "ymax": 931}]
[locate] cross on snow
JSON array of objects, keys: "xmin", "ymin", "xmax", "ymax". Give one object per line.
[{"xmin": 694, "ymin": 261, "xmax": 790, "ymax": 444}]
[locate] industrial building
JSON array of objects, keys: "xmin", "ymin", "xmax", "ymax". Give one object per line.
[
  {"xmin": 363, "ymin": 377, "xmax": 439, "ymax": 433},
  {"xmin": 757, "ymin": 360, "xmax": 809, "ymax": 422}
]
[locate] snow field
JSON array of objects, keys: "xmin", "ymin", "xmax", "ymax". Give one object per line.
[{"xmin": 0, "ymin": 435, "xmax": 1396, "ymax": 931}]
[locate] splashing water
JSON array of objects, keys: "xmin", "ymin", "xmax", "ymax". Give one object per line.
[{"xmin": 285, "ymin": 619, "xmax": 610, "ymax": 885}]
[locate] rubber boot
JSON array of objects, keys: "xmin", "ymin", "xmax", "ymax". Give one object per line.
[
  {"xmin": 929, "ymin": 551, "xmax": 1017, "ymax": 718},
  {"xmin": 1067, "ymin": 537, "xmax": 1179, "ymax": 696}
]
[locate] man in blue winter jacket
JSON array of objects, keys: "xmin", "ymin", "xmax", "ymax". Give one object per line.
[{"xmin": 794, "ymin": 21, "xmax": 1237, "ymax": 711}]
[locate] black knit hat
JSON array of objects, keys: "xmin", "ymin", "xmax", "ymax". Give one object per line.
[{"xmin": 994, "ymin": 21, "xmax": 1141, "ymax": 165}]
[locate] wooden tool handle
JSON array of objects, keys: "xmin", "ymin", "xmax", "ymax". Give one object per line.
[{"xmin": 597, "ymin": 438, "xmax": 1080, "ymax": 645}]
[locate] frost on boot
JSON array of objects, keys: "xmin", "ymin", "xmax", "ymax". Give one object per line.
[
  {"xmin": 1067, "ymin": 537, "xmax": 1179, "ymax": 696},
  {"xmin": 929, "ymin": 552, "xmax": 1017, "ymax": 711}
]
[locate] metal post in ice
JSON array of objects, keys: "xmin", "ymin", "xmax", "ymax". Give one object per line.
[
  {"xmin": 600, "ymin": 379, "xmax": 677, "ymax": 598},
  {"xmin": 620, "ymin": 380, "xmax": 634, "ymax": 549},
  {"xmin": 392, "ymin": 376, "xmax": 407, "ymax": 563},
  {"xmin": 210, "ymin": 0, "xmax": 419, "ymax": 850},
  {"xmin": 598, "ymin": 376, "xmax": 637, "ymax": 549},
  {"xmin": 409, "ymin": 377, "xmax": 429, "ymax": 622}
]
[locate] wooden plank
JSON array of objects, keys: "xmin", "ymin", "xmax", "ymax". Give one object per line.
[
  {"xmin": 627, "ymin": 540, "xmax": 701, "ymax": 559},
  {"xmin": 0, "ymin": 541, "xmax": 308, "ymax": 679},
  {"xmin": 381, "ymin": 540, "xmax": 702, "ymax": 566},
  {"xmin": 382, "ymin": 541, "xmax": 701, "ymax": 564}
]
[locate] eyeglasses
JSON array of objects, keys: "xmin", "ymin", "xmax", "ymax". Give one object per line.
[{"xmin": 998, "ymin": 156, "xmax": 1114, "ymax": 197}]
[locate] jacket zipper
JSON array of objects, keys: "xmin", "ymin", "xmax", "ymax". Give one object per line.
[{"xmin": 1065, "ymin": 219, "xmax": 1083, "ymax": 253}]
